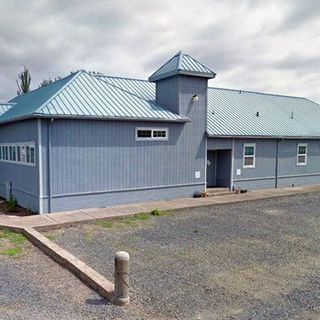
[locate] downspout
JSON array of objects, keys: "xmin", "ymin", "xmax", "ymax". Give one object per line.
[
  {"xmin": 37, "ymin": 119, "xmax": 43, "ymax": 214},
  {"xmin": 275, "ymin": 139, "xmax": 279, "ymax": 189},
  {"xmin": 47, "ymin": 119, "xmax": 53, "ymax": 213},
  {"xmin": 230, "ymin": 138, "xmax": 235, "ymax": 190}
]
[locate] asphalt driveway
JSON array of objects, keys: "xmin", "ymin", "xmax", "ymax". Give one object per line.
[{"xmin": 1, "ymin": 193, "xmax": 320, "ymax": 319}]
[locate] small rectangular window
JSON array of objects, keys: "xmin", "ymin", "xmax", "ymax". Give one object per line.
[
  {"xmin": 0, "ymin": 143, "xmax": 35, "ymax": 166},
  {"xmin": 137, "ymin": 130, "xmax": 152, "ymax": 138},
  {"xmin": 153, "ymin": 130, "xmax": 167, "ymax": 138},
  {"xmin": 243, "ymin": 144, "xmax": 256, "ymax": 168},
  {"xmin": 136, "ymin": 128, "xmax": 168, "ymax": 141},
  {"xmin": 297, "ymin": 143, "xmax": 307, "ymax": 165}
]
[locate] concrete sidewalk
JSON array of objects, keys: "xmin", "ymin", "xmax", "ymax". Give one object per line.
[{"xmin": 1, "ymin": 184, "xmax": 320, "ymax": 231}]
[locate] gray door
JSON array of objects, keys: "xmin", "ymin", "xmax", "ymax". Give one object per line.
[
  {"xmin": 216, "ymin": 150, "xmax": 231, "ymax": 188},
  {"xmin": 206, "ymin": 151, "xmax": 216, "ymax": 187}
]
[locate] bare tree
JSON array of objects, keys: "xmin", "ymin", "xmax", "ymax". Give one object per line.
[{"xmin": 16, "ymin": 67, "xmax": 31, "ymax": 95}]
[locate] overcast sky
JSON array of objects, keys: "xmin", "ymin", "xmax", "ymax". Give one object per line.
[{"xmin": 1, "ymin": 0, "xmax": 320, "ymax": 102}]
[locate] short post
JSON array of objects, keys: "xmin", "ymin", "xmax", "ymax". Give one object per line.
[{"xmin": 113, "ymin": 251, "xmax": 130, "ymax": 306}]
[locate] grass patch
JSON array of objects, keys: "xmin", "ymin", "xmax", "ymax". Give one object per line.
[
  {"xmin": 96, "ymin": 220, "xmax": 113, "ymax": 229},
  {"xmin": 46, "ymin": 234, "xmax": 57, "ymax": 241},
  {"xmin": 96, "ymin": 212, "xmax": 151, "ymax": 230},
  {"xmin": 1, "ymin": 247, "xmax": 22, "ymax": 257},
  {"xmin": 0, "ymin": 229, "xmax": 26, "ymax": 245},
  {"xmin": 0, "ymin": 229, "xmax": 26, "ymax": 258}
]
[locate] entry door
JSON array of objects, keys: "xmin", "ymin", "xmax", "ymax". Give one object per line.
[
  {"xmin": 216, "ymin": 150, "xmax": 231, "ymax": 188},
  {"xmin": 206, "ymin": 151, "xmax": 216, "ymax": 187}
]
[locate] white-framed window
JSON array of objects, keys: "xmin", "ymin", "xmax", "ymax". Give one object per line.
[
  {"xmin": 0, "ymin": 142, "xmax": 36, "ymax": 166},
  {"xmin": 243, "ymin": 143, "xmax": 256, "ymax": 168},
  {"xmin": 297, "ymin": 143, "xmax": 307, "ymax": 166},
  {"xmin": 136, "ymin": 128, "xmax": 168, "ymax": 141}
]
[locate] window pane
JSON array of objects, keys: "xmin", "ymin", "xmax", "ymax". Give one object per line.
[
  {"xmin": 26, "ymin": 146, "xmax": 30, "ymax": 163},
  {"xmin": 4, "ymin": 146, "xmax": 8, "ymax": 160},
  {"xmin": 17, "ymin": 146, "xmax": 21, "ymax": 162},
  {"xmin": 245, "ymin": 146, "xmax": 254, "ymax": 156},
  {"xmin": 12, "ymin": 146, "xmax": 16, "ymax": 161},
  {"xmin": 21, "ymin": 146, "xmax": 26, "ymax": 162},
  {"xmin": 244, "ymin": 157, "xmax": 254, "ymax": 166},
  {"xmin": 137, "ymin": 130, "xmax": 152, "ymax": 138},
  {"xmin": 9, "ymin": 146, "xmax": 13, "ymax": 161},
  {"xmin": 153, "ymin": 130, "xmax": 166, "ymax": 138},
  {"xmin": 30, "ymin": 147, "xmax": 35, "ymax": 164},
  {"xmin": 298, "ymin": 146, "xmax": 306, "ymax": 155},
  {"xmin": 298, "ymin": 155, "xmax": 306, "ymax": 164}
]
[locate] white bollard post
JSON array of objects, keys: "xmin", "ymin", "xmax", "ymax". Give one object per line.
[{"xmin": 113, "ymin": 251, "xmax": 130, "ymax": 306}]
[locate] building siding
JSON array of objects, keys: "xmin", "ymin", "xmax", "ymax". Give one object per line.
[
  {"xmin": 41, "ymin": 119, "xmax": 205, "ymax": 211},
  {"xmin": 0, "ymin": 120, "xmax": 39, "ymax": 212},
  {"xmin": 207, "ymin": 138, "xmax": 320, "ymax": 190}
]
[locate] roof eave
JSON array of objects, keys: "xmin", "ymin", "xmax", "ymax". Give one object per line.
[
  {"xmin": 149, "ymin": 70, "xmax": 216, "ymax": 82},
  {"xmin": 206, "ymin": 133, "xmax": 320, "ymax": 140},
  {"xmin": 0, "ymin": 113, "xmax": 190, "ymax": 125}
]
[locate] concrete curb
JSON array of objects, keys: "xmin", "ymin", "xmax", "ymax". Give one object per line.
[
  {"xmin": 3, "ymin": 226, "xmax": 115, "ymax": 302},
  {"xmin": 1, "ymin": 185, "xmax": 320, "ymax": 232}
]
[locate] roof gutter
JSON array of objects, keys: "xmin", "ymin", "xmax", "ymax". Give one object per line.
[
  {"xmin": 0, "ymin": 114, "xmax": 190, "ymax": 126},
  {"xmin": 206, "ymin": 134, "xmax": 320, "ymax": 140}
]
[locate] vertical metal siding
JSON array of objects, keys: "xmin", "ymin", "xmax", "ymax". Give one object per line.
[
  {"xmin": 0, "ymin": 120, "xmax": 39, "ymax": 212},
  {"xmin": 207, "ymin": 138, "xmax": 233, "ymax": 150},
  {"xmin": 233, "ymin": 139, "xmax": 277, "ymax": 181},
  {"xmin": 208, "ymin": 137, "xmax": 320, "ymax": 190},
  {"xmin": 39, "ymin": 75, "xmax": 208, "ymax": 212},
  {"xmin": 156, "ymin": 76, "xmax": 180, "ymax": 115}
]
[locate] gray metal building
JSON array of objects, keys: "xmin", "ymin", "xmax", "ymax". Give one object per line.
[{"xmin": 1, "ymin": 52, "xmax": 320, "ymax": 213}]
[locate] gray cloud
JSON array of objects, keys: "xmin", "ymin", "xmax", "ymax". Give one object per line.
[{"xmin": 0, "ymin": 0, "xmax": 320, "ymax": 103}]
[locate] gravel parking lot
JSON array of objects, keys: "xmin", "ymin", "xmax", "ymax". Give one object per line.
[
  {"xmin": 0, "ymin": 241, "xmax": 144, "ymax": 319},
  {"xmin": 1, "ymin": 193, "xmax": 320, "ymax": 319}
]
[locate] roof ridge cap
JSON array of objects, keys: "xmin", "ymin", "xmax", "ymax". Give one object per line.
[
  {"xmin": 177, "ymin": 51, "xmax": 183, "ymax": 70},
  {"xmin": 208, "ymin": 86, "xmax": 306, "ymax": 100},
  {"xmin": 34, "ymin": 70, "xmax": 84, "ymax": 114},
  {"xmin": 96, "ymin": 74, "xmax": 151, "ymax": 83}
]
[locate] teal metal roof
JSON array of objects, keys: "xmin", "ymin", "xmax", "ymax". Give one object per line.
[
  {"xmin": 98, "ymin": 75, "xmax": 155, "ymax": 101},
  {"xmin": 149, "ymin": 51, "xmax": 216, "ymax": 82},
  {"xmin": 0, "ymin": 71, "xmax": 187, "ymax": 124},
  {"xmin": 2, "ymin": 65, "xmax": 320, "ymax": 138},
  {"xmin": 96, "ymin": 77, "xmax": 320, "ymax": 138},
  {"xmin": 0, "ymin": 103, "xmax": 15, "ymax": 116},
  {"xmin": 207, "ymin": 88, "xmax": 320, "ymax": 138}
]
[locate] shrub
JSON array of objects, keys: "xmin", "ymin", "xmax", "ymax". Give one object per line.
[
  {"xmin": 151, "ymin": 208, "xmax": 161, "ymax": 216},
  {"xmin": 6, "ymin": 196, "xmax": 17, "ymax": 212},
  {"xmin": 150, "ymin": 208, "xmax": 170, "ymax": 216}
]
